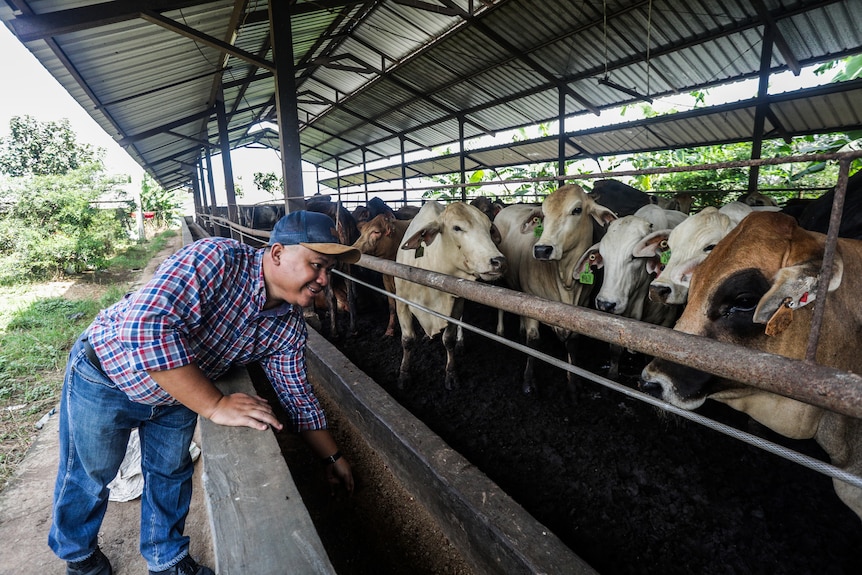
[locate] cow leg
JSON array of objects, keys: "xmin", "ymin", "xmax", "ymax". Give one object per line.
[
  {"xmin": 385, "ymin": 296, "xmax": 397, "ymax": 337},
  {"xmin": 396, "ymin": 300, "xmax": 415, "ymax": 389},
  {"xmin": 495, "ymin": 309, "xmax": 505, "ymax": 337},
  {"xmin": 563, "ymin": 334, "xmax": 581, "ymax": 404},
  {"xmin": 383, "ymin": 274, "xmax": 397, "ymax": 337},
  {"xmin": 521, "ymin": 318, "xmax": 541, "ymax": 396},
  {"xmin": 607, "ymin": 343, "xmax": 623, "ymax": 380},
  {"xmin": 326, "ymin": 284, "xmax": 339, "ymax": 339},
  {"xmin": 442, "ymin": 322, "xmax": 460, "ymax": 390},
  {"xmin": 346, "ymin": 269, "xmax": 357, "ymax": 335}
]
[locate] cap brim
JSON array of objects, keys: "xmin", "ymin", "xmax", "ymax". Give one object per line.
[{"xmin": 300, "ymin": 242, "xmax": 362, "ymax": 264}]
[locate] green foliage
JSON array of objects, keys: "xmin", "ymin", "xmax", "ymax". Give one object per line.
[
  {"xmin": 425, "ymin": 169, "xmax": 487, "ymax": 201},
  {"xmin": 0, "ymin": 116, "xmax": 100, "ymax": 177},
  {"xmin": 139, "ymin": 174, "xmax": 182, "ymax": 228},
  {"xmin": 254, "ymin": 171, "xmax": 282, "ymax": 199},
  {"xmin": 0, "ymin": 164, "xmax": 130, "ymax": 283}
]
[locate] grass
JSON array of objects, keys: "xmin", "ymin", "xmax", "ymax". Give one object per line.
[{"xmin": 0, "ymin": 228, "xmax": 179, "ymax": 491}]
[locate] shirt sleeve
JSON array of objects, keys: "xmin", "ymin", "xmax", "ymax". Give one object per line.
[
  {"xmin": 117, "ymin": 240, "xmax": 226, "ymax": 373},
  {"xmin": 259, "ymin": 326, "xmax": 327, "ymax": 432}
]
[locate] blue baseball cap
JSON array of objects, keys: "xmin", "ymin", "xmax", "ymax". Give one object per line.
[{"xmin": 268, "ymin": 211, "xmax": 360, "ymax": 264}]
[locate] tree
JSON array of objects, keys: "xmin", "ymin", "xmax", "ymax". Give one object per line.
[
  {"xmin": 0, "ymin": 115, "xmax": 99, "ymax": 177},
  {"xmin": 0, "ymin": 116, "xmax": 130, "ymax": 282}
]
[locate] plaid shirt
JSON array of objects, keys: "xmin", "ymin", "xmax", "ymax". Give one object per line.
[{"xmin": 86, "ymin": 237, "xmax": 326, "ymax": 431}]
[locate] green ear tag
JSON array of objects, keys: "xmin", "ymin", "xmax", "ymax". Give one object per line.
[
  {"xmin": 415, "ymin": 244, "xmax": 425, "ymax": 258},
  {"xmin": 660, "ymin": 249, "xmax": 671, "ymax": 265},
  {"xmin": 579, "ymin": 270, "xmax": 594, "ymax": 285},
  {"xmin": 533, "ymin": 222, "xmax": 544, "ymax": 238}
]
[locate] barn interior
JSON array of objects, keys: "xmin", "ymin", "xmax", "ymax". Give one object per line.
[{"xmin": 3, "ymin": 2, "xmax": 862, "ymax": 574}]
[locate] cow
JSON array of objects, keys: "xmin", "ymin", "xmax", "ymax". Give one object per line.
[
  {"xmin": 494, "ymin": 184, "xmax": 617, "ymax": 396},
  {"xmin": 351, "ymin": 213, "xmax": 412, "ymax": 337},
  {"xmin": 470, "ymin": 196, "xmax": 505, "ymax": 221},
  {"xmin": 574, "ymin": 205, "xmax": 687, "ymax": 378},
  {"xmin": 395, "ymin": 201, "xmax": 507, "ymax": 390},
  {"xmin": 640, "ymin": 211, "xmax": 862, "ymax": 522},
  {"xmin": 797, "ymin": 170, "xmax": 862, "ymax": 239},
  {"xmin": 737, "ymin": 190, "xmax": 778, "ymax": 207},
  {"xmin": 306, "ymin": 199, "xmax": 361, "ymax": 336},
  {"xmin": 637, "ymin": 202, "xmax": 754, "ymax": 306}
]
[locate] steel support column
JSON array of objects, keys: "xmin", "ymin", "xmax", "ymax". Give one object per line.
[
  {"xmin": 269, "ymin": 0, "xmax": 305, "ymax": 213},
  {"xmin": 748, "ymin": 27, "xmax": 774, "ymax": 193},
  {"xmin": 459, "ymin": 115, "xmax": 466, "ymax": 201},
  {"xmin": 215, "ymin": 90, "xmax": 238, "ymax": 227}
]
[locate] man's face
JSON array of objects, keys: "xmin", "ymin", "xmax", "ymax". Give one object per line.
[{"xmin": 268, "ymin": 244, "xmax": 336, "ymax": 307}]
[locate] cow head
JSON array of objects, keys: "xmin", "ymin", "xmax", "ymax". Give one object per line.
[
  {"xmin": 532, "ymin": 185, "xmax": 617, "ymax": 289},
  {"xmin": 352, "ymin": 213, "xmax": 397, "ymax": 256},
  {"xmin": 400, "ymin": 202, "xmax": 507, "ymax": 282},
  {"xmin": 582, "ymin": 215, "xmax": 656, "ymax": 318},
  {"xmin": 637, "ymin": 207, "xmax": 736, "ymax": 305},
  {"xmin": 640, "ymin": 212, "xmax": 845, "ymax": 436}
]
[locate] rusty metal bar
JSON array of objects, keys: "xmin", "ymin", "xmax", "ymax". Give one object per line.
[
  {"xmin": 355, "ymin": 255, "xmax": 862, "ymax": 420},
  {"xmin": 805, "ymin": 158, "xmax": 850, "ymax": 361}
]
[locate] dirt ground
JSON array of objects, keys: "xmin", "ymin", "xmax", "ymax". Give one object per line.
[{"xmin": 312, "ymin": 285, "xmax": 862, "ymax": 575}]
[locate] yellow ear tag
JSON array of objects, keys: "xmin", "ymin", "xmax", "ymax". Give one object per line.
[{"xmin": 579, "ymin": 256, "xmax": 595, "ymax": 285}]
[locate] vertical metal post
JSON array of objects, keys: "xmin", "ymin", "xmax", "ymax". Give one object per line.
[
  {"xmin": 401, "ymin": 136, "xmax": 407, "ymax": 206},
  {"xmin": 215, "ymin": 91, "xmax": 238, "ymax": 230},
  {"xmin": 805, "ymin": 159, "xmax": 850, "ymax": 362},
  {"xmin": 190, "ymin": 172, "xmax": 203, "ymax": 225},
  {"xmin": 197, "ymin": 158, "xmax": 209, "ymax": 219},
  {"xmin": 459, "ymin": 115, "xmax": 466, "ymax": 202},
  {"xmin": 558, "ymin": 88, "xmax": 566, "ymax": 179},
  {"xmin": 748, "ymin": 27, "xmax": 773, "ymax": 193},
  {"xmin": 269, "ymin": 0, "xmax": 306, "ymax": 213},
  {"xmin": 362, "ymin": 148, "xmax": 369, "ymax": 205}
]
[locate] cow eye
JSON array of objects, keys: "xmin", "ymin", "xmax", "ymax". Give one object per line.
[
  {"xmin": 703, "ymin": 244, "xmax": 716, "ymax": 252},
  {"xmin": 571, "ymin": 207, "xmax": 582, "ymax": 215},
  {"xmin": 452, "ymin": 225, "xmax": 464, "ymax": 232},
  {"xmin": 723, "ymin": 293, "xmax": 759, "ymax": 317}
]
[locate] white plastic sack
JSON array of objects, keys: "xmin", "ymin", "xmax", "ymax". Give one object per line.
[{"xmin": 107, "ymin": 428, "xmax": 201, "ymax": 502}]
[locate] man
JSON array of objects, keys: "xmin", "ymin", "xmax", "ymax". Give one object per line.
[{"xmin": 49, "ymin": 211, "xmax": 360, "ymax": 575}]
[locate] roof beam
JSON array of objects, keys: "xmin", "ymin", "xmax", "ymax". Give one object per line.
[
  {"xmin": 118, "ymin": 108, "xmax": 214, "ymax": 147},
  {"xmin": 140, "ymin": 10, "xmax": 275, "ymax": 73},
  {"xmin": 753, "ymin": 0, "xmax": 802, "ymax": 76},
  {"xmin": 9, "ymin": 0, "xmax": 210, "ymax": 42}
]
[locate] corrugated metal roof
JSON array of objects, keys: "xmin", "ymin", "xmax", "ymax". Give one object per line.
[{"xmin": 1, "ymin": 0, "xmax": 860, "ymax": 193}]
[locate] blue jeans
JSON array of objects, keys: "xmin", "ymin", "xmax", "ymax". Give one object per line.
[{"xmin": 48, "ymin": 337, "xmax": 198, "ymax": 571}]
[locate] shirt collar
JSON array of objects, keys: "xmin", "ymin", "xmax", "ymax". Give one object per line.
[{"xmin": 253, "ymin": 247, "xmax": 294, "ymax": 318}]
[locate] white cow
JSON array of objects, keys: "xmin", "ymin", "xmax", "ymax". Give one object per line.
[
  {"xmin": 494, "ymin": 185, "xmax": 617, "ymax": 396},
  {"xmin": 395, "ymin": 201, "xmax": 506, "ymax": 390},
  {"xmin": 573, "ymin": 206, "xmax": 687, "ymax": 378},
  {"xmin": 636, "ymin": 202, "xmax": 756, "ymax": 306}
]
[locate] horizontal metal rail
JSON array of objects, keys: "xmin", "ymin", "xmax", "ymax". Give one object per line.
[{"xmin": 353, "ymin": 254, "xmax": 862, "ymax": 421}]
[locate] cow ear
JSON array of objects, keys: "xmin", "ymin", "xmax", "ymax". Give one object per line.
[
  {"xmin": 753, "ymin": 254, "xmax": 844, "ymax": 335},
  {"xmin": 590, "ymin": 205, "xmax": 617, "ymax": 227},
  {"xmin": 401, "ymin": 224, "xmax": 442, "ymax": 250},
  {"xmin": 633, "ymin": 229, "xmax": 670, "ymax": 258},
  {"xmin": 520, "ymin": 210, "xmax": 544, "ymax": 235},
  {"xmin": 490, "ymin": 223, "xmax": 502, "ymax": 245},
  {"xmin": 574, "ymin": 243, "xmax": 603, "ymax": 276}
]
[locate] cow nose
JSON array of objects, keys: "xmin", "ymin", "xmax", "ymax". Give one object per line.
[
  {"xmin": 649, "ymin": 284, "xmax": 671, "ymax": 303},
  {"xmin": 596, "ymin": 298, "xmax": 615, "ymax": 313},
  {"xmin": 639, "ymin": 378, "xmax": 663, "ymax": 398},
  {"xmin": 533, "ymin": 244, "xmax": 553, "ymax": 260},
  {"xmin": 491, "ymin": 256, "xmax": 508, "ymax": 273}
]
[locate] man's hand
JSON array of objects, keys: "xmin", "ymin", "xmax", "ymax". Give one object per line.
[
  {"xmin": 209, "ymin": 392, "xmax": 283, "ymax": 431},
  {"xmin": 148, "ymin": 364, "xmax": 283, "ymax": 431}
]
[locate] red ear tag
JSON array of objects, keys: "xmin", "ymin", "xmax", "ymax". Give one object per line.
[{"xmin": 799, "ymin": 292, "xmax": 808, "ymax": 304}]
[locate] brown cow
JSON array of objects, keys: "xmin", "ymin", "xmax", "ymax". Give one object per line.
[
  {"xmin": 351, "ymin": 213, "xmax": 412, "ymax": 337},
  {"xmin": 640, "ymin": 211, "xmax": 862, "ymax": 521}
]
